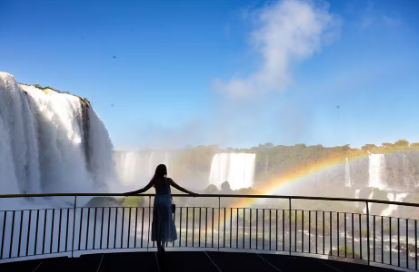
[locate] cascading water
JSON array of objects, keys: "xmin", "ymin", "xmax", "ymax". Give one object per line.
[
  {"xmin": 368, "ymin": 154, "xmax": 386, "ymax": 190},
  {"xmin": 381, "ymin": 193, "xmax": 408, "ymax": 216},
  {"xmin": 114, "ymin": 151, "xmax": 171, "ymax": 189},
  {"xmin": 209, "ymin": 153, "xmax": 256, "ymax": 190},
  {"xmin": 344, "ymin": 157, "xmax": 352, "ymax": 187},
  {"xmin": 0, "ymin": 72, "xmax": 117, "ymax": 203}
]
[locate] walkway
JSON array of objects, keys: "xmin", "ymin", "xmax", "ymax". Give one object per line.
[{"xmin": 0, "ymin": 252, "xmax": 397, "ymax": 272}]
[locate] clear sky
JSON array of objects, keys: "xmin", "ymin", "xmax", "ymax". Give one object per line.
[{"xmin": 1, "ymin": 0, "xmax": 419, "ymax": 150}]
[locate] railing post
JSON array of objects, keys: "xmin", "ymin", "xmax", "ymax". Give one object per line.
[
  {"xmin": 218, "ymin": 197, "xmax": 220, "ymax": 252},
  {"xmin": 147, "ymin": 196, "xmax": 151, "ymax": 252},
  {"xmin": 289, "ymin": 198, "xmax": 292, "ymax": 256},
  {"xmin": 366, "ymin": 201, "xmax": 370, "ymax": 266},
  {"xmin": 71, "ymin": 196, "xmax": 77, "ymax": 258}
]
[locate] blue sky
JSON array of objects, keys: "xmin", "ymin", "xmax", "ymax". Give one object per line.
[{"xmin": 1, "ymin": 0, "xmax": 419, "ymax": 149}]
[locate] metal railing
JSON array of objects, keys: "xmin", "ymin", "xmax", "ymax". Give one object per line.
[{"xmin": 0, "ymin": 193, "xmax": 418, "ymax": 271}]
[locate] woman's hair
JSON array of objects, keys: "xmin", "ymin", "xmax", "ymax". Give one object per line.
[{"xmin": 152, "ymin": 164, "xmax": 168, "ymax": 186}]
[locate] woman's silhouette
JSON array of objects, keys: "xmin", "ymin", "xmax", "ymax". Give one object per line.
[{"xmin": 125, "ymin": 164, "xmax": 197, "ymax": 253}]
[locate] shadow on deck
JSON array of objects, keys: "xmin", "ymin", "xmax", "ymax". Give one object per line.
[{"xmin": 0, "ymin": 252, "xmax": 398, "ymax": 272}]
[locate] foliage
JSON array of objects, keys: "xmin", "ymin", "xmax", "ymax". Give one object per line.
[
  {"xmin": 338, "ymin": 245, "xmax": 361, "ymax": 259},
  {"xmin": 384, "ymin": 224, "xmax": 396, "ymax": 232}
]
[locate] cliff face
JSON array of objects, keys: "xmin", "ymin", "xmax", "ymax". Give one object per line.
[{"xmin": 0, "ymin": 72, "xmax": 117, "ymax": 200}]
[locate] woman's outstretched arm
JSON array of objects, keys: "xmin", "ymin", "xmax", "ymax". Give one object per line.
[
  {"xmin": 168, "ymin": 178, "xmax": 198, "ymax": 196},
  {"xmin": 124, "ymin": 180, "xmax": 154, "ymax": 195}
]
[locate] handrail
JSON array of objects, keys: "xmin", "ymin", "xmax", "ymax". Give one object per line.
[{"xmin": 1, "ymin": 193, "xmax": 418, "ymax": 207}]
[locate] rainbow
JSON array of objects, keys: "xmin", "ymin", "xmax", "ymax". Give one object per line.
[
  {"xmin": 212, "ymin": 152, "xmax": 373, "ymax": 227},
  {"xmin": 230, "ymin": 153, "xmax": 370, "ymax": 208}
]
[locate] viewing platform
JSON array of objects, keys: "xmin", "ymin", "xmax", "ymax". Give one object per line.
[{"xmin": 1, "ymin": 193, "xmax": 418, "ymax": 271}]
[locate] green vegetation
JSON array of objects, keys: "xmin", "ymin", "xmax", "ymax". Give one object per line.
[
  {"xmin": 384, "ymin": 224, "xmax": 396, "ymax": 232},
  {"xmin": 337, "ymin": 245, "xmax": 361, "ymax": 259},
  {"xmin": 20, "ymin": 82, "xmax": 90, "ymax": 105},
  {"xmin": 116, "ymin": 196, "xmax": 146, "ymax": 207}
]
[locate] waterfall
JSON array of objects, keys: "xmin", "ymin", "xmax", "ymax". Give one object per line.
[
  {"xmin": 114, "ymin": 151, "xmax": 172, "ymax": 189},
  {"xmin": 381, "ymin": 193, "xmax": 408, "ymax": 216},
  {"xmin": 344, "ymin": 158, "xmax": 352, "ymax": 187},
  {"xmin": 0, "ymin": 72, "xmax": 116, "ymax": 200},
  {"xmin": 368, "ymin": 154, "xmax": 386, "ymax": 189},
  {"xmin": 209, "ymin": 153, "xmax": 256, "ymax": 190}
]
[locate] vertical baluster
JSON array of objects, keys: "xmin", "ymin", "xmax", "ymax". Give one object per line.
[
  {"xmin": 366, "ymin": 202, "xmax": 371, "ymax": 266},
  {"xmin": 294, "ymin": 210, "xmax": 297, "ymax": 252},
  {"xmin": 198, "ymin": 207, "xmax": 201, "ymax": 247},
  {"xmin": 230, "ymin": 208, "xmax": 232, "ymax": 248},
  {"xmin": 250, "ymin": 209, "xmax": 252, "ymax": 249},
  {"xmin": 179, "ymin": 208, "xmax": 182, "ymax": 247},
  {"xmin": 330, "ymin": 212, "xmax": 332, "ymax": 256},
  {"xmin": 50, "ymin": 209, "xmax": 55, "ymax": 253},
  {"xmin": 192, "ymin": 207, "xmax": 195, "ymax": 247},
  {"xmin": 1, "ymin": 212, "xmax": 6, "ymax": 258},
  {"xmin": 236, "ymin": 208, "xmax": 239, "ymax": 249},
  {"xmin": 78, "ymin": 208, "xmax": 84, "ymax": 251},
  {"xmin": 352, "ymin": 213, "xmax": 355, "ymax": 259},
  {"xmin": 120, "ymin": 208, "xmax": 124, "ymax": 249},
  {"xmin": 100, "ymin": 208, "xmax": 104, "ymax": 249},
  {"xmin": 127, "ymin": 208, "xmax": 131, "ymax": 248},
  {"xmin": 141, "ymin": 207, "xmax": 145, "ymax": 248},
  {"xmin": 390, "ymin": 217, "xmax": 392, "ymax": 265},
  {"xmin": 205, "ymin": 208, "xmax": 208, "ymax": 248},
  {"xmin": 57, "ymin": 209, "xmax": 62, "ymax": 252},
  {"xmin": 282, "ymin": 210, "xmax": 285, "ymax": 252},
  {"xmin": 315, "ymin": 211, "xmax": 318, "ymax": 254},
  {"xmin": 398, "ymin": 218, "xmax": 400, "ymax": 267},
  {"xmin": 359, "ymin": 214, "xmax": 362, "ymax": 260},
  {"xmin": 18, "ymin": 211, "xmax": 24, "ymax": 257},
  {"xmin": 199, "ymin": 208, "xmax": 201, "ymax": 248},
  {"xmin": 186, "ymin": 207, "xmax": 189, "ymax": 247},
  {"xmin": 302, "ymin": 210, "xmax": 304, "ymax": 252},
  {"xmin": 42, "ymin": 210, "xmax": 47, "ymax": 254},
  {"xmin": 373, "ymin": 215, "xmax": 376, "ymax": 262},
  {"xmin": 223, "ymin": 208, "xmax": 226, "ymax": 248},
  {"xmin": 323, "ymin": 211, "xmax": 325, "ymax": 255},
  {"xmin": 26, "ymin": 211, "xmax": 32, "ymax": 256},
  {"xmin": 86, "ymin": 208, "xmax": 90, "ymax": 250},
  {"xmin": 406, "ymin": 219, "xmax": 409, "ymax": 269},
  {"xmin": 415, "ymin": 220, "xmax": 417, "ymax": 270},
  {"xmin": 65, "ymin": 209, "xmax": 70, "ymax": 252},
  {"xmin": 9, "ymin": 211, "xmax": 16, "ymax": 258},
  {"xmin": 275, "ymin": 209, "xmax": 278, "ymax": 251},
  {"xmin": 92, "ymin": 208, "xmax": 97, "ymax": 249},
  {"xmin": 256, "ymin": 209, "xmax": 259, "ymax": 249},
  {"xmin": 337, "ymin": 212, "xmax": 339, "ymax": 257},
  {"xmin": 381, "ymin": 216, "xmax": 384, "ymax": 264},
  {"xmin": 289, "ymin": 199, "xmax": 292, "ymax": 255},
  {"xmin": 269, "ymin": 209, "xmax": 271, "ymax": 251},
  {"xmin": 212, "ymin": 207, "xmax": 214, "ymax": 248},
  {"xmin": 262, "ymin": 208, "xmax": 267, "ymax": 249},
  {"xmin": 134, "ymin": 208, "xmax": 138, "ymax": 248},
  {"xmin": 106, "ymin": 208, "xmax": 111, "ymax": 249},
  {"xmin": 243, "ymin": 208, "xmax": 246, "ymax": 249},
  {"xmin": 113, "ymin": 208, "xmax": 118, "ymax": 249},
  {"xmin": 249, "ymin": 208, "xmax": 253, "ymax": 249},
  {"xmin": 35, "ymin": 210, "xmax": 40, "ymax": 255},
  {"xmin": 344, "ymin": 213, "xmax": 347, "ymax": 258},
  {"xmin": 309, "ymin": 211, "xmax": 311, "ymax": 253}
]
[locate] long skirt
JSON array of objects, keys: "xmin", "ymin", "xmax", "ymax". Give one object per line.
[{"xmin": 151, "ymin": 195, "xmax": 177, "ymax": 243}]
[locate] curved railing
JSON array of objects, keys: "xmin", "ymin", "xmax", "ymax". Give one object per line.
[{"xmin": 1, "ymin": 193, "xmax": 418, "ymax": 271}]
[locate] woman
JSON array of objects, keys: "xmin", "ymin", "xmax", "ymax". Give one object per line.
[{"xmin": 125, "ymin": 164, "xmax": 197, "ymax": 253}]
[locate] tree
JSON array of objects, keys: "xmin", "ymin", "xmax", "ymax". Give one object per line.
[
  {"xmin": 395, "ymin": 139, "xmax": 409, "ymax": 147},
  {"xmin": 361, "ymin": 144, "xmax": 377, "ymax": 151},
  {"xmin": 382, "ymin": 142, "xmax": 394, "ymax": 147}
]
